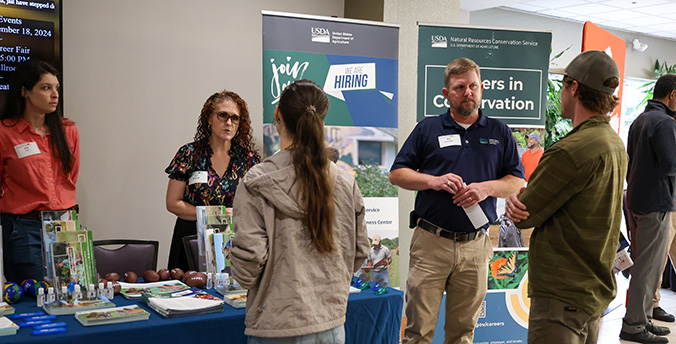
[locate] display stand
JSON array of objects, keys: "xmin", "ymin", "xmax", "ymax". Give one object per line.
[
  {"xmin": 195, "ymin": 206, "xmax": 233, "ymax": 274},
  {"xmin": 40, "ymin": 210, "xmax": 97, "ymax": 289}
]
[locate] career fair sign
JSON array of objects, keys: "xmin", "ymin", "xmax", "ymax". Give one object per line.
[
  {"xmin": 417, "ymin": 24, "xmax": 552, "ymax": 128},
  {"xmin": 262, "ymin": 12, "xmax": 400, "ymax": 284},
  {"xmin": 0, "ymin": 0, "xmax": 61, "ymax": 106}
]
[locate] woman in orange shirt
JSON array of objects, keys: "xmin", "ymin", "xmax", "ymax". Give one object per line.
[{"xmin": 0, "ymin": 60, "xmax": 79, "ymax": 284}]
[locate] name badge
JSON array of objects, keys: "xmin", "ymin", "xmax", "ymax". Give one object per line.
[
  {"xmin": 438, "ymin": 134, "xmax": 461, "ymax": 148},
  {"xmin": 189, "ymin": 171, "xmax": 208, "ymax": 185},
  {"xmin": 14, "ymin": 142, "xmax": 41, "ymax": 159}
]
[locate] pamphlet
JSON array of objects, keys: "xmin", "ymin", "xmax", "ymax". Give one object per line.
[
  {"xmin": 40, "ymin": 210, "xmax": 79, "ymax": 283},
  {"xmin": 0, "ymin": 303, "xmax": 14, "ymax": 316},
  {"xmin": 0, "ymin": 316, "xmax": 19, "ymax": 336},
  {"xmin": 118, "ymin": 281, "xmax": 190, "ymax": 299},
  {"xmin": 43, "ymin": 296, "xmax": 115, "ymax": 315},
  {"xmin": 75, "ymin": 305, "xmax": 150, "ymax": 326}
]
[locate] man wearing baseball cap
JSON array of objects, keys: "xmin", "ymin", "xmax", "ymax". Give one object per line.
[
  {"xmin": 621, "ymin": 73, "xmax": 676, "ymax": 343},
  {"xmin": 521, "ymin": 131, "xmax": 543, "ymax": 181},
  {"xmin": 506, "ymin": 50, "xmax": 628, "ymax": 343}
]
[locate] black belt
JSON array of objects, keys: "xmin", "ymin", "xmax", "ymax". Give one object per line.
[
  {"xmin": 417, "ymin": 218, "xmax": 486, "ymax": 242},
  {"xmin": 15, "ymin": 205, "xmax": 79, "ymax": 221}
]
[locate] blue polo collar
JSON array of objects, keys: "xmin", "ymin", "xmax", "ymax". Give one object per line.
[{"xmin": 441, "ymin": 109, "xmax": 488, "ymax": 130}]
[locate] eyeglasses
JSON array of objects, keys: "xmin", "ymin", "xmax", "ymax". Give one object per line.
[{"xmin": 215, "ymin": 112, "xmax": 240, "ymax": 124}]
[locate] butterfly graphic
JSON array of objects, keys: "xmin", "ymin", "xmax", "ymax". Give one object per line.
[{"xmin": 491, "ymin": 252, "xmax": 518, "ymax": 280}]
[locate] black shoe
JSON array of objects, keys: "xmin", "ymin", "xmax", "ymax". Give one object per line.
[
  {"xmin": 620, "ymin": 329, "xmax": 669, "ymax": 343},
  {"xmin": 647, "ymin": 321, "xmax": 672, "ymax": 336},
  {"xmin": 653, "ymin": 307, "xmax": 676, "ymax": 322}
]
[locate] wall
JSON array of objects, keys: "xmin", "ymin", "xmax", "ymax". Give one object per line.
[
  {"xmin": 470, "ymin": 8, "xmax": 676, "ymax": 79},
  {"xmin": 383, "ymin": 0, "xmax": 464, "ymax": 296},
  {"xmin": 63, "ymin": 0, "xmax": 343, "ymax": 269}
]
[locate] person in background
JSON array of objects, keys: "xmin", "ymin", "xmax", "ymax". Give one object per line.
[
  {"xmin": 521, "ymin": 131, "xmax": 543, "ymax": 182},
  {"xmin": 231, "ymin": 79, "xmax": 369, "ymax": 344},
  {"xmin": 642, "ymin": 74, "xmax": 676, "ymax": 328},
  {"xmin": 0, "ymin": 59, "xmax": 80, "ymax": 283},
  {"xmin": 165, "ymin": 90, "xmax": 259, "ymax": 272},
  {"xmin": 367, "ymin": 235, "xmax": 392, "ymax": 287},
  {"xmin": 506, "ymin": 50, "xmax": 628, "ymax": 343},
  {"xmin": 622, "ymin": 74, "xmax": 676, "ymax": 344},
  {"xmin": 390, "ymin": 57, "xmax": 524, "ymax": 344}
]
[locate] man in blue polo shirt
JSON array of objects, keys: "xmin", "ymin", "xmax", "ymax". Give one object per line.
[{"xmin": 390, "ymin": 57, "xmax": 525, "ymax": 344}]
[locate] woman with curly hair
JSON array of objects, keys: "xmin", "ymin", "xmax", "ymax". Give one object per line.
[{"xmin": 165, "ymin": 90, "xmax": 259, "ymax": 271}]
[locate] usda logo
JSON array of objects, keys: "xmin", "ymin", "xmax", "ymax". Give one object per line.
[
  {"xmin": 311, "ymin": 27, "xmax": 330, "ymax": 43},
  {"xmin": 431, "ymin": 35, "xmax": 447, "ymax": 48}
]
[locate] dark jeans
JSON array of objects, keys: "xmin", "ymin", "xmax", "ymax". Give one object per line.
[{"xmin": 1, "ymin": 213, "xmax": 44, "ymax": 283}]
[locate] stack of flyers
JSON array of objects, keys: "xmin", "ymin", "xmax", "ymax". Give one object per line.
[
  {"xmin": 0, "ymin": 303, "xmax": 14, "ymax": 316},
  {"xmin": 118, "ymin": 280, "xmax": 190, "ymax": 300},
  {"xmin": 146, "ymin": 293, "xmax": 224, "ymax": 318},
  {"xmin": 219, "ymin": 290, "xmax": 247, "ymax": 309},
  {"xmin": 75, "ymin": 305, "xmax": 150, "ymax": 326},
  {"xmin": 43, "ymin": 296, "xmax": 115, "ymax": 315},
  {"xmin": 0, "ymin": 316, "xmax": 18, "ymax": 336},
  {"xmin": 141, "ymin": 286, "xmax": 221, "ymax": 302}
]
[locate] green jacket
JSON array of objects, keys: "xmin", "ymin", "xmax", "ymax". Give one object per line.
[{"xmin": 517, "ymin": 115, "xmax": 628, "ymax": 316}]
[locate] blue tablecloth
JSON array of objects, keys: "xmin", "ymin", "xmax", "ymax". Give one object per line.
[{"xmin": 6, "ymin": 287, "xmax": 403, "ymax": 344}]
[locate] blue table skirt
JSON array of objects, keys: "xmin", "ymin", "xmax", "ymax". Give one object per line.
[{"xmin": 7, "ymin": 287, "xmax": 403, "ymax": 344}]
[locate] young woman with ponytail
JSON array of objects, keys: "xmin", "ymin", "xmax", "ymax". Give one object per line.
[{"xmin": 231, "ymin": 79, "xmax": 369, "ymax": 343}]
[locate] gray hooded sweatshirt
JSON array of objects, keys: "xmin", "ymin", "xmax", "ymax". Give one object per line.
[{"xmin": 231, "ymin": 150, "xmax": 369, "ymax": 337}]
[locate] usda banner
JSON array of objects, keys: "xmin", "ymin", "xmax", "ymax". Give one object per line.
[
  {"xmin": 262, "ymin": 12, "xmax": 401, "ymax": 287},
  {"xmin": 432, "ymin": 249, "xmax": 530, "ymax": 344},
  {"xmin": 418, "ymin": 24, "xmax": 551, "ymax": 127}
]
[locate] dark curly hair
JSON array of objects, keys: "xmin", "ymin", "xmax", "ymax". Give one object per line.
[{"xmin": 193, "ymin": 90, "xmax": 260, "ymax": 166}]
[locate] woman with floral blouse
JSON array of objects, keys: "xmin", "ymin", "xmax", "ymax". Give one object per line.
[{"xmin": 165, "ymin": 90, "xmax": 260, "ymax": 271}]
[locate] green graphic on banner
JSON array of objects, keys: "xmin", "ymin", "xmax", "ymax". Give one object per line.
[
  {"xmin": 263, "ymin": 50, "xmax": 354, "ymax": 126},
  {"xmin": 418, "ymin": 25, "xmax": 551, "ymax": 127}
]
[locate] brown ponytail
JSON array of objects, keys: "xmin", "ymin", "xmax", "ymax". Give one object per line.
[{"xmin": 278, "ymin": 80, "xmax": 335, "ymax": 253}]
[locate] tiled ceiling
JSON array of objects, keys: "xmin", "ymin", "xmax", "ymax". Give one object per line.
[{"xmin": 461, "ymin": 0, "xmax": 676, "ymax": 41}]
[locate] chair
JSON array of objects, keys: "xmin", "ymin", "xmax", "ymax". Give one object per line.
[
  {"xmin": 93, "ymin": 240, "xmax": 159, "ymax": 277},
  {"xmin": 182, "ymin": 235, "xmax": 199, "ymax": 271}
]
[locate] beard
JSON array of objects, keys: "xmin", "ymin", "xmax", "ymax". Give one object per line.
[{"xmin": 452, "ymin": 98, "xmax": 480, "ymax": 118}]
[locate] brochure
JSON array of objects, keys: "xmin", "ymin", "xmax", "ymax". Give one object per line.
[
  {"xmin": 0, "ymin": 316, "xmax": 18, "ymax": 336},
  {"xmin": 43, "ymin": 296, "xmax": 116, "ymax": 315},
  {"xmin": 50, "ymin": 230, "xmax": 97, "ymax": 289},
  {"xmin": 0, "ymin": 303, "xmax": 14, "ymax": 316},
  {"xmin": 118, "ymin": 281, "xmax": 190, "ymax": 299},
  {"xmin": 146, "ymin": 294, "xmax": 224, "ymax": 318},
  {"xmin": 40, "ymin": 212, "xmax": 79, "ymax": 283},
  {"xmin": 75, "ymin": 305, "xmax": 150, "ymax": 326}
]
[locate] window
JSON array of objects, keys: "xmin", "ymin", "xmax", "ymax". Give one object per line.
[{"xmin": 358, "ymin": 141, "xmax": 382, "ymax": 165}]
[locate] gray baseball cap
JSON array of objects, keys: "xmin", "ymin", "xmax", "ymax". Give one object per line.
[
  {"xmin": 552, "ymin": 50, "xmax": 619, "ymax": 95},
  {"xmin": 527, "ymin": 132, "xmax": 540, "ymax": 143}
]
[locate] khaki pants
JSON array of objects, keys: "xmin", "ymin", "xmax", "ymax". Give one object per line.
[
  {"xmin": 403, "ymin": 227, "xmax": 493, "ymax": 344},
  {"xmin": 652, "ymin": 211, "xmax": 676, "ymax": 308},
  {"xmin": 528, "ymin": 297, "xmax": 600, "ymax": 344}
]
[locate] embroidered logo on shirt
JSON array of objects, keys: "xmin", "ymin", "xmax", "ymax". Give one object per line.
[
  {"xmin": 479, "ymin": 138, "xmax": 488, "ymax": 144},
  {"xmin": 489, "ymin": 139, "xmax": 500, "ymax": 145}
]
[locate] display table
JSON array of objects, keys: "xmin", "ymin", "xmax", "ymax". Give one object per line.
[{"xmin": 8, "ymin": 287, "xmax": 403, "ymax": 344}]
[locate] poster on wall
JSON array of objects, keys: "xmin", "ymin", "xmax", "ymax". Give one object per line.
[
  {"xmin": 0, "ymin": 0, "xmax": 61, "ymax": 106},
  {"xmin": 262, "ymin": 11, "xmax": 400, "ymax": 287},
  {"xmin": 417, "ymin": 24, "xmax": 551, "ymax": 128}
]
